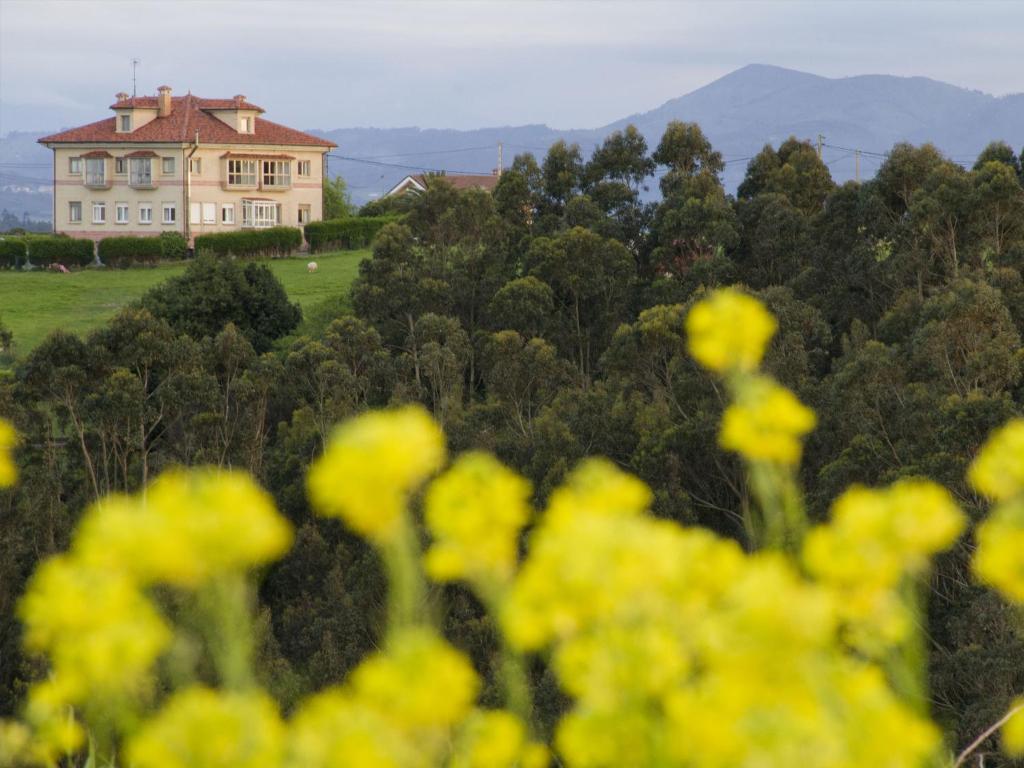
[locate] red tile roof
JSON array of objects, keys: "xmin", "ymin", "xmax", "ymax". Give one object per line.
[
  {"xmin": 39, "ymin": 94, "xmax": 334, "ymax": 149},
  {"xmin": 412, "ymin": 173, "xmax": 500, "ymax": 192}
]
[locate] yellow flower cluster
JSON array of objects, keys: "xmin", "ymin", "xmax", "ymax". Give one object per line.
[
  {"xmin": 804, "ymin": 480, "xmax": 964, "ymax": 651},
  {"xmin": 287, "ymin": 628, "xmax": 507, "ymax": 768},
  {"xmin": 75, "ymin": 470, "xmax": 292, "ymax": 587},
  {"xmin": 308, "ymin": 405, "xmax": 446, "ymax": 543},
  {"xmin": 686, "ymin": 292, "xmax": 815, "ymax": 469},
  {"xmin": 502, "ymin": 459, "xmax": 940, "ymax": 768},
  {"xmin": 685, "ymin": 288, "xmax": 777, "ymax": 374},
  {"xmin": 450, "ymin": 710, "xmax": 547, "ymax": 768},
  {"xmin": 424, "ymin": 451, "xmax": 532, "ymax": 586},
  {"xmin": 971, "ymin": 420, "xmax": 1024, "ymax": 602},
  {"xmin": 127, "ymin": 686, "xmax": 286, "ymax": 768},
  {"xmin": 1003, "ymin": 698, "xmax": 1024, "ymax": 756},
  {"xmin": 969, "ymin": 418, "xmax": 1024, "ymax": 500},
  {"xmin": 0, "ymin": 418, "xmax": 16, "ymax": 488},
  {"xmin": 719, "ymin": 375, "xmax": 817, "ymax": 465},
  {"xmin": 16, "ymin": 467, "xmax": 293, "ymax": 762}
]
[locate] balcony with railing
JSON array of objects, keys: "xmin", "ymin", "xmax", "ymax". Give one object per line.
[
  {"xmin": 128, "ymin": 154, "xmax": 157, "ymax": 190},
  {"xmin": 83, "ymin": 152, "xmax": 111, "ymax": 189}
]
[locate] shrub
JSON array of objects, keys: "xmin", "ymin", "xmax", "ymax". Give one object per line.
[
  {"xmin": 304, "ymin": 215, "xmax": 400, "ymax": 252},
  {"xmin": 0, "ymin": 237, "xmax": 26, "ymax": 269},
  {"xmin": 140, "ymin": 254, "xmax": 302, "ymax": 352},
  {"xmin": 193, "ymin": 226, "xmax": 302, "ymax": 258},
  {"xmin": 99, "ymin": 236, "xmax": 163, "ymax": 268},
  {"xmin": 159, "ymin": 232, "xmax": 189, "ymax": 262},
  {"xmin": 24, "ymin": 235, "xmax": 94, "ymax": 267}
]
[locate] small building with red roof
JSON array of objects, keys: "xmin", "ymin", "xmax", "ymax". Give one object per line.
[
  {"xmin": 384, "ymin": 171, "xmax": 500, "ymax": 198},
  {"xmin": 39, "ymin": 86, "xmax": 336, "ymax": 243}
]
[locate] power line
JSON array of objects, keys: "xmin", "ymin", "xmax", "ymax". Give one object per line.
[
  {"xmin": 326, "ymin": 153, "xmax": 488, "ymax": 175},
  {"xmin": 342, "ymin": 145, "xmax": 496, "ymax": 161}
]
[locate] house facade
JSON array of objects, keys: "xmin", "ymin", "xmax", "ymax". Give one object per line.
[{"xmin": 39, "ymin": 86, "xmax": 336, "ymax": 242}]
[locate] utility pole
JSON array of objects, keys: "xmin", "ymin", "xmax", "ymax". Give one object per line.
[
  {"xmin": 855, "ymin": 149, "xmax": 861, "ymax": 183},
  {"xmin": 497, "ymin": 142, "xmax": 503, "ymax": 177},
  {"xmin": 132, "ymin": 58, "xmax": 141, "ymax": 97},
  {"xmin": 817, "ymin": 134, "xmax": 824, "ymax": 161}
]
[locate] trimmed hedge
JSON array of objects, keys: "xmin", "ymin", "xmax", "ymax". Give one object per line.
[
  {"xmin": 97, "ymin": 233, "xmax": 188, "ymax": 268},
  {"xmin": 24, "ymin": 235, "xmax": 94, "ymax": 267},
  {"xmin": 160, "ymin": 232, "xmax": 188, "ymax": 262},
  {"xmin": 99, "ymin": 236, "xmax": 162, "ymax": 268},
  {"xmin": 304, "ymin": 216, "xmax": 400, "ymax": 253},
  {"xmin": 194, "ymin": 226, "xmax": 302, "ymax": 258},
  {"xmin": 0, "ymin": 237, "xmax": 27, "ymax": 269}
]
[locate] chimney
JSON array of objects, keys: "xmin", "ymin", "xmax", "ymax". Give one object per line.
[
  {"xmin": 233, "ymin": 94, "xmax": 246, "ymax": 106},
  {"xmin": 157, "ymin": 85, "xmax": 172, "ymax": 117},
  {"xmin": 115, "ymin": 91, "xmax": 129, "ymax": 102}
]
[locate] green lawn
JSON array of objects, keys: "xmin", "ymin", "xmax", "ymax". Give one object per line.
[{"xmin": 0, "ymin": 249, "xmax": 369, "ymax": 359}]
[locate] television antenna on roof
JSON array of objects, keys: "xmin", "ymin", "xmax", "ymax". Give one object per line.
[{"xmin": 132, "ymin": 58, "xmax": 141, "ymax": 97}]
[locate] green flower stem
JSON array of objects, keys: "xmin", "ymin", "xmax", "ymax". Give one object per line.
[
  {"xmin": 748, "ymin": 462, "xmax": 806, "ymax": 553},
  {"xmin": 481, "ymin": 583, "xmax": 535, "ymax": 734},
  {"xmin": 381, "ymin": 513, "xmax": 428, "ymax": 642},
  {"xmin": 197, "ymin": 573, "xmax": 255, "ymax": 691},
  {"xmin": 887, "ymin": 577, "xmax": 928, "ymax": 715}
]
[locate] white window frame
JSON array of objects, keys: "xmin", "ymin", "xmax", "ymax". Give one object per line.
[
  {"xmin": 298, "ymin": 204, "xmax": 311, "ymax": 224},
  {"xmin": 261, "ymin": 160, "xmax": 291, "ymax": 189},
  {"xmin": 114, "ymin": 157, "xmax": 126, "ymax": 174},
  {"xmin": 222, "ymin": 203, "xmax": 235, "ymax": 224},
  {"xmin": 202, "ymin": 202, "xmax": 216, "ymax": 224},
  {"xmin": 68, "ymin": 157, "xmax": 82, "ymax": 175},
  {"xmin": 162, "ymin": 202, "xmax": 176, "ymax": 225},
  {"xmin": 130, "ymin": 157, "xmax": 152, "ymax": 187},
  {"xmin": 139, "ymin": 203, "xmax": 153, "ymax": 225},
  {"xmin": 189, "ymin": 157, "xmax": 202, "ymax": 174},
  {"xmin": 119, "ymin": 114, "xmax": 131, "ymax": 132},
  {"xmin": 227, "ymin": 159, "xmax": 257, "ymax": 186},
  {"xmin": 115, "ymin": 201, "xmax": 129, "ymax": 224},
  {"xmin": 241, "ymin": 116, "xmax": 252, "ymax": 133},
  {"xmin": 92, "ymin": 201, "xmax": 106, "ymax": 224},
  {"xmin": 241, "ymin": 199, "xmax": 278, "ymax": 229},
  {"xmin": 161, "ymin": 156, "xmax": 175, "ymax": 175},
  {"xmin": 85, "ymin": 157, "xmax": 105, "ymax": 187},
  {"xmin": 189, "ymin": 202, "xmax": 201, "ymax": 225},
  {"xmin": 68, "ymin": 201, "xmax": 82, "ymax": 223},
  {"xmin": 297, "ymin": 160, "xmax": 311, "ymax": 177}
]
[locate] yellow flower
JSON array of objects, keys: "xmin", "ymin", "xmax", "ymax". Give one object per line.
[
  {"xmin": 1003, "ymin": 698, "xmax": 1024, "ymax": 756},
  {"xmin": 804, "ymin": 480, "xmax": 963, "ymax": 653},
  {"xmin": 719, "ymin": 376, "xmax": 816, "ymax": 465},
  {"xmin": 544, "ymin": 458, "xmax": 652, "ymax": 528},
  {"xmin": 973, "ymin": 501, "xmax": 1024, "ymax": 603},
  {"xmin": 450, "ymin": 710, "xmax": 533, "ymax": 768},
  {"xmin": 969, "ymin": 419, "xmax": 1024, "ymax": 500},
  {"xmin": 23, "ymin": 680, "xmax": 84, "ymax": 764},
  {"xmin": 686, "ymin": 288, "xmax": 776, "ymax": 374},
  {"xmin": 805, "ymin": 480, "xmax": 965, "ymax": 587},
  {"xmin": 287, "ymin": 689, "xmax": 418, "ymax": 768},
  {"xmin": 74, "ymin": 469, "xmax": 293, "ymax": 588},
  {"xmin": 424, "ymin": 452, "xmax": 532, "ymax": 585},
  {"xmin": 307, "ymin": 406, "xmax": 446, "ymax": 543},
  {"xmin": 0, "ymin": 720, "xmax": 31, "ymax": 767},
  {"xmin": 127, "ymin": 686, "xmax": 285, "ymax": 768},
  {"xmin": 349, "ymin": 628, "xmax": 479, "ymax": 731},
  {"xmin": 19, "ymin": 555, "xmax": 170, "ymax": 701},
  {"xmin": 0, "ymin": 418, "xmax": 16, "ymax": 488}
]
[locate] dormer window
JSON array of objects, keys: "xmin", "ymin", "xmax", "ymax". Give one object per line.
[
  {"xmin": 241, "ymin": 116, "xmax": 252, "ymax": 133},
  {"xmin": 119, "ymin": 114, "xmax": 132, "ymax": 132}
]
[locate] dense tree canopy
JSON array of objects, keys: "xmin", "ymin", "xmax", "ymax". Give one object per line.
[{"xmin": 3, "ymin": 123, "xmax": 1024, "ymax": 761}]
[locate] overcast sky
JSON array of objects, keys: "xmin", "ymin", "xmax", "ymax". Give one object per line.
[{"xmin": 1, "ymin": 0, "xmax": 1023, "ymax": 135}]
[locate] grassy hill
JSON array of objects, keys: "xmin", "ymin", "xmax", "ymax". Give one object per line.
[{"xmin": 0, "ymin": 249, "xmax": 369, "ymax": 360}]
